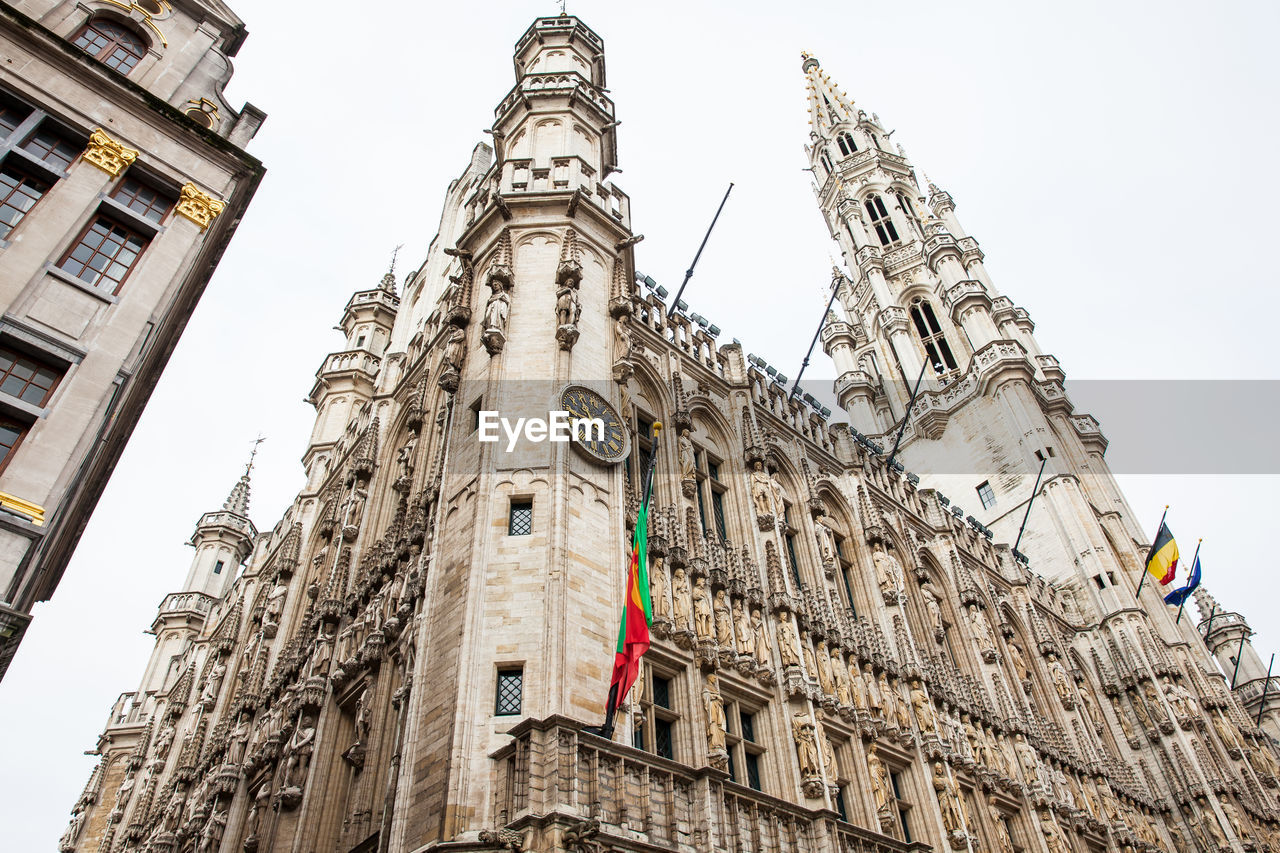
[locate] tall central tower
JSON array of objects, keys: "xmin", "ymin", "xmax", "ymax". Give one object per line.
[{"xmin": 808, "ymin": 54, "xmax": 1151, "ymax": 622}]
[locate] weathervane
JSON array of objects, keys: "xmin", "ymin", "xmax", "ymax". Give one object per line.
[
  {"xmin": 557, "ymin": 0, "xmax": 566, "ymax": 14},
  {"xmin": 245, "ymin": 434, "xmax": 266, "ymax": 477}
]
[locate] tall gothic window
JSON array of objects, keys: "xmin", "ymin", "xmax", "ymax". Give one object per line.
[
  {"xmin": 818, "ymin": 150, "xmax": 833, "ymax": 177},
  {"xmin": 864, "ymin": 195, "xmax": 899, "ymax": 246},
  {"xmin": 910, "ymin": 299, "xmax": 958, "ymax": 375},
  {"xmin": 633, "ymin": 665, "xmax": 679, "ymax": 760},
  {"xmin": 694, "ymin": 447, "xmax": 728, "ymax": 541},
  {"xmin": 894, "ymin": 190, "xmax": 920, "ymax": 237},
  {"xmin": 72, "ymin": 19, "xmax": 148, "ymax": 74},
  {"xmin": 836, "ymin": 131, "xmax": 857, "ymax": 158}
]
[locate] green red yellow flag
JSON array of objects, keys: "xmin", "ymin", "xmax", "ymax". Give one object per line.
[
  {"xmin": 598, "ymin": 423, "xmax": 661, "ymax": 736},
  {"xmin": 1145, "ymin": 521, "xmax": 1179, "ymax": 586}
]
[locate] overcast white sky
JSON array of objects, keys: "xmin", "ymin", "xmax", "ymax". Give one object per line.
[{"xmin": 4, "ymin": 1, "xmax": 1279, "ymax": 847}]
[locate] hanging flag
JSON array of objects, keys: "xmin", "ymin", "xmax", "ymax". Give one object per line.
[
  {"xmin": 1145, "ymin": 521, "xmax": 1179, "ymax": 586},
  {"xmin": 597, "ymin": 422, "xmax": 662, "ymax": 737},
  {"xmin": 1164, "ymin": 553, "xmax": 1201, "ymax": 606}
]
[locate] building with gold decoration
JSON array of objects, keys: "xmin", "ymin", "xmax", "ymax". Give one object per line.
[
  {"xmin": 0, "ymin": 0, "xmax": 265, "ymax": 678},
  {"xmin": 62, "ymin": 13, "xmax": 1279, "ymax": 853}
]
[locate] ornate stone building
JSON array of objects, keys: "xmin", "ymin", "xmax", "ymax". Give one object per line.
[
  {"xmin": 64, "ymin": 13, "xmax": 1278, "ymax": 853},
  {"xmin": 0, "ymin": 0, "xmax": 265, "ymax": 678}
]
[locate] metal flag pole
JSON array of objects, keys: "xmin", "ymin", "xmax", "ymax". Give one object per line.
[
  {"xmin": 1135, "ymin": 505, "xmax": 1169, "ymax": 599},
  {"xmin": 1257, "ymin": 654, "xmax": 1275, "ymax": 726},
  {"xmin": 790, "ymin": 274, "xmax": 844, "ymax": 399},
  {"xmin": 1012, "ymin": 458, "xmax": 1048, "ymax": 556},
  {"xmin": 667, "ymin": 183, "xmax": 734, "ymax": 319},
  {"xmin": 1175, "ymin": 539, "xmax": 1201, "ymax": 624},
  {"xmin": 886, "ymin": 360, "xmax": 930, "ymax": 471},
  {"xmin": 1231, "ymin": 632, "xmax": 1248, "ymax": 689},
  {"xmin": 1204, "ymin": 605, "xmax": 1218, "ymax": 641}
]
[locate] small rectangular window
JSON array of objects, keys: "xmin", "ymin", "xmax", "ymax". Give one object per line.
[
  {"xmin": 739, "ymin": 710, "xmax": 755, "ymax": 743},
  {"xmin": 977, "ymin": 481, "xmax": 996, "ymax": 509},
  {"xmin": 59, "ymin": 215, "xmax": 148, "ymax": 294},
  {"xmin": 22, "ymin": 126, "xmax": 79, "ymax": 171},
  {"xmin": 834, "ymin": 785, "xmax": 848, "ymax": 821},
  {"xmin": 0, "ymin": 167, "xmax": 48, "ymax": 238},
  {"xmin": 213, "ymin": 560, "xmax": 224, "ymax": 575},
  {"xmin": 1094, "ymin": 574, "xmax": 1105, "ymax": 590},
  {"xmin": 111, "ymin": 176, "xmax": 173, "ymax": 223},
  {"xmin": 508, "ymin": 500, "xmax": 532, "ymax": 536},
  {"xmin": 495, "ymin": 667, "xmax": 522, "ymax": 715},
  {"xmin": 470, "ymin": 398, "xmax": 483, "ymax": 433},
  {"xmin": 0, "ymin": 345, "xmax": 63, "ymax": 406},
  {"xmin": 0, "ymin": 104, "xmax": 31, "ymax": 139},
  {"xmin": 785, "ymin": 532, "xmax": 801, "ymax": 588},
  {"xmin": 0, "ymin": 415, "xmax": 28, "ymax": 473}
]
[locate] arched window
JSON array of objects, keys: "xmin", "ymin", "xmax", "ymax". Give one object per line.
[
  {"xmin": 894, "ymin": 190, "xmax": 920, "ymax": 236},
  {"xmin": 836, "ymin": 131, "xmax": 857, "ymax": 158},
  {"xmin": 910, "ymin": 299, "xmax": 958, "ymax": 375},
  {"xmin": 818, "ymin": 150, "xmax": 833, "ymax": 177},
  {"xmin": 72, "ymin": 19, "xmax": 147, "ymax": 74},
  {"xmin": 864, "ymin": 195, "xmax": 899, "ymax": 246}
]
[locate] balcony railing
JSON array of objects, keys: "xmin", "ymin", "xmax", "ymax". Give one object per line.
[{"xmin": 492, "ymin": 716, "xmax": 927, "ymax": 852}]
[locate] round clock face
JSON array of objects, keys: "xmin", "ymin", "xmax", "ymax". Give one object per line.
[{"xmin": 559, "ymin": 385, "xmax": 630, "ymax": 465}]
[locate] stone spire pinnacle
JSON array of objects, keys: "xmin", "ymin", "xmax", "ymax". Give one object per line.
[
  {"xmin": 1193, "ymin": 585, "xmax": 1221, "ymax": 621},
  {"xmin": 380, "ymin": 244, "xmax": 403, "ymax": 295},
  {"xmin": 801, "ymin": 52, "xmax": 856, "ymax": 135},
  {"xmin": 223, "ymin": 437, "xmax": 263, "ymax": 517}
]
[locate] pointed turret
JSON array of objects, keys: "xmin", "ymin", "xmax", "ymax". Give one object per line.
[{"xmin": 181, "ymin": 461, "xmax": 258, "ymax": 599}]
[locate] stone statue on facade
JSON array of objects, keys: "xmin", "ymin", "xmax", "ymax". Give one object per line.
[
  {"xmin": 988, "ymin": 795, "xmax": 1014, "ymax": 853},
  {"xmin": 713, "ymin": 589, "xmax": 733, "ymax": 647},
  {"xmin": 776, "ymin": 610, "xmax": 799, "ymax": 667},
  {"xmin": 678, "ymin": 429, "xmax": 696, "ymax": 484},
  {"xmin": 920, "ymin": 584, "xmax": 944, "ymax": 640},
  {"xmin": 671, "ymin": 567, "xmax": 691, "ymax": 629},
  {"xmin": 867, "ymin": 743, "xmax": 893, "ymax": 826},
  {"xmin": 750, "ymin": 460, "xmax": 775, "ymax": 521},
  {"xmin": 814, "ymin": 509, "xmax": 837, "ymax": 565},
  {"xmin": 1007, "ymin": 640, "xmax": 1029, "ymax": 686},
  {"xmin": 650, "ymin": 557, "xmax": 670, "ymax": 620},
  {"xmin": 848, "ymin": 661, "xmax": 867, "ymax": 710},
  {"xmin": 693, "ymin": 577, "xmax": 713, "ymax": 640},
  {"xmin": 815, "ymin": 639, "xmax": 835, "ymax": 696},
  {"xmin": 831, "ymin": 649, "xmax": 851, "ymax": 706},
  {"xmin": 153, "ymin": 722, "xmax": 175, "ymax": 761},
  {"xmin": 933, "ymin": 761, "xmax": 965, "ymax": 837},
  {"xmin": 703, "ymin": 674, "xmax": 727, "ymax": 754},
  {"xmin": 396, "ymin": 433, "xmax": 418, "ymax": 483},
  {"xmin": 58, "ymin": 808, "xmax": 86, "ymax": 852},
  {"xmin": 198, "ymin": 803, "xmax": 227, "ymax": 853},
  {"xmin": 792, "ymin": 711, "xmax": 819, "ymax": 781},
  {"xmin": 751, "ymin": 609, "xmax": 770, "ymax": 666},
  {"xmin": 872, "ymin": 541, "xmax": 900, "ymax": 602},
  {"xmin": 343, "ymin": 485, "xmax": 368, "ymax": 540},
  {"xmin": 263, "ymin": 580, "xmax": 288, "ymax": 637},
  {"xmin": 863, "ymin": 663, "xmax": 883, "ymax": 717},
  {"xmin": 613, "ymin": 315, "xmax": 632, "ymax": 363},
  {"xmin": 968, "ymin": 604, "xmax": 995, "ymax": 660},
  {"xmin": 229, "ymin": 711, "xmax": 251, "ymax": 764},
  {"xmin": 891, "ymin": 676, "xmax": 912, "ymax": 733},
  {"xmin": 201, "ymin": 659, "xmax": 226, "ymax": 708},
  {"xmin": 1047, "ymin": 654, "xmax": 1072, "ymax": 704},
  {"xmin": 482, "ymin": 281, "xmax": 511, "ymax": 355},
  {"xmin": 281, "ymin": 713, "xmax": 317, "ymax": 800},
  {"xmin": 733, "ymin": 599, "xmax": 753, "ymax": 655},
  {"xmin": 442, "ymin": 325, "xmax": 466, "ymax": 374}
]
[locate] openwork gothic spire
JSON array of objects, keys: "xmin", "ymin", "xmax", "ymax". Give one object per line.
[{"xmin": 801, "ymin": 52, "xmax": 856, "ymax": 136}]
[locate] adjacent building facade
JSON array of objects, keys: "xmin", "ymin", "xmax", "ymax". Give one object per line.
[
  {"xmin": 64, "ymin": 14, "xmax": 1279, "ymax": 853},
  {"xmin": 0, "ymin": 0, "xmax": 266, "ymax": 677}
]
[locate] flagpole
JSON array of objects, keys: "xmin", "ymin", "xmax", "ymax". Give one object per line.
[
  {"xmin": 1175, "ymin": 539, "xmax": 1201, "ymax": 624},
  {"xmin": 1257, "ymin": 654, "xmax": 1275, "ymax": 726},
  {"xmin": 1135, "ymin": 505, "xmax": 1169, "ymax": 599},
  {"xmin": 1231, "ymin": 632, "xmax": 1247, "ymax": 689},
  {"xmin": 596, "ymin": 421, "xmax": 663, "ymax": 739}
]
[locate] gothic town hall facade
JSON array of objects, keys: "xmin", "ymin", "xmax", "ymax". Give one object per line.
[{"xmin": 62, "ymin": 14, "xmax": 1280, "ymax": 853}]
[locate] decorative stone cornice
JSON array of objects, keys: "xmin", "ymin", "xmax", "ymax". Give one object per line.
[
  {"xmin": 175, "ymin": 182, "xmax": 226, "ymax": 230},
  {"xmin": 82, "ymin": 129, "xmax": 138, "ymax": 177},
  {"xmin": 876, "ymin": 305, "xmax": 909, "ymax": 336}
]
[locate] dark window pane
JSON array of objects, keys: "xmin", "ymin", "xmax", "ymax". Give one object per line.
[
  {"xmin": 746, "ymin": 753, "xmax": 762, "ymax": 792},
  {"xmin": 495, "ymin": 669, "xmax": 522, "ymax": 715},
  {"xmin": 22, "ymin": 127, "xmax": 78, "ymax": 171},
  {"xmin": 72, "ymin": 20, "xmax": 146, "ymax": 74},
  {"xmin": 652, "ymin": 676, "xmax": 670, "ymax": 709},
  {"xmin": 739, "ymin": 711, "xmax": 755, "ymax": 743},
  {"xmin": 655, "ymin": 718, "xmax": 673, "ymax": 759},
  {"xmin": 112, "ymin": 176, "xmax": 173, "ymax": 223},
  {"xmin": 711, "ymin": 490, "xmax": 727, "ymax": 540},
  {"xmin": 59, "ymin": 216, "xmax": 148, "ymax": 293},
  {"xmin": 508, "ymin": 500, "xmax": 532, "ymax": 535},
  {"xmin": 0, "ymin": 104, "xmax": 29, "ymax": 139},
  {"xmin": 0, "ymin": 346, "xmax": 62, "ymax": 406}
]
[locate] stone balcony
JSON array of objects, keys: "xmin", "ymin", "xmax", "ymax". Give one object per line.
[{"xmin": 490, "ymin": 715, "xmax": 927, "ymax": 853}]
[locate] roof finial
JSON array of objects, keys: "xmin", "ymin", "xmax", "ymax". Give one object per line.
[
  {"xmin": 381, "ymin": 245, "xmax": 403, "ymax": 293},
  {"xmin": 223, "ymin": 436, "xmax": 262, "ymax": 517},
  {"xmin": 557, "ymin": 0, "xmax": 567, "ymax": 15}
]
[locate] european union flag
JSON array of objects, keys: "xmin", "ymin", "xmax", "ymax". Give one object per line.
[{"xmin": 1164, "ymin": 554, "xmax": 1202, "ymax": 606}]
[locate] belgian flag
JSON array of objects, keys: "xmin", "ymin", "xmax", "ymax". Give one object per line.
[{"xmin": 1145, "ymin": 521, "xmax": 1179, "ymax": 586}]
